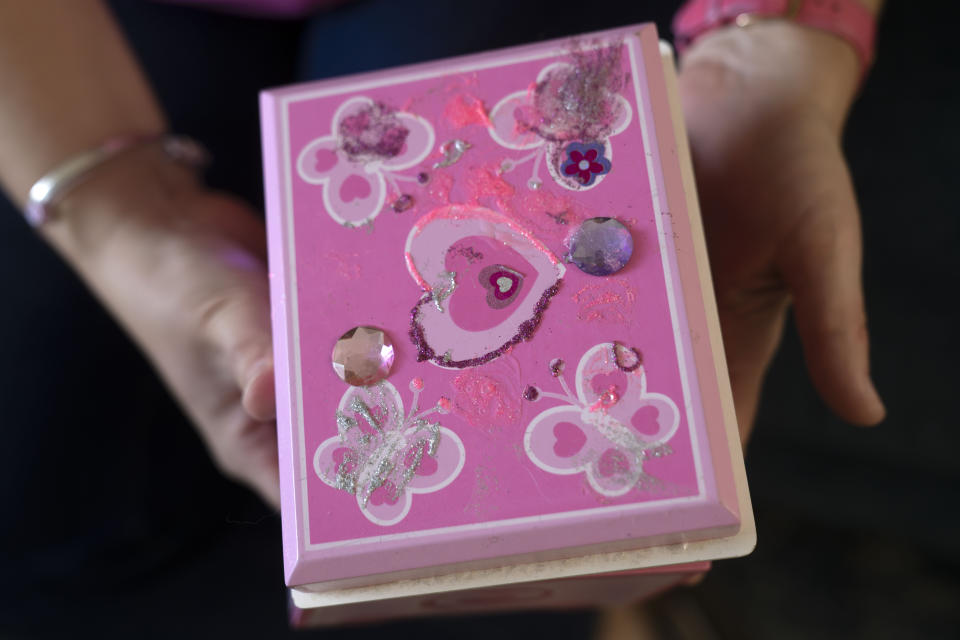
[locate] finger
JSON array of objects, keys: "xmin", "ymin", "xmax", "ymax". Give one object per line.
[
  {"xmin": 779, "ymin": 162, "xmax": 885, "ymax": 426},
  {"xmin": 715, "ymin": 292, "xmax": 790, "ymax": 442},
  {"xmin": 680, "ymin": 570, "xmax": 708, "ymax": 587},
  {"xmin": 198, "ymin": 276, "xmax": 277, "ymax": 423},
  {"xmin": 242, "ymin": 359, "xmax": 277, "ymax": 423},
  {"xmin": 218, "ymin": 416, "xmax": 281, "ymax": 510},
  {"xmin": 242, "ymin": 424, "xmax": 281, "ymax": 510}
]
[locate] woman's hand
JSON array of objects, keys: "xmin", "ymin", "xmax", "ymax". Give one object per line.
[
  {"xmin": 50, "ymin": 147, "xmax": 281, "ymax": 507},
  {"xmin": 678, "ymin": 21, "xmax": 886, "ymax": 438}
]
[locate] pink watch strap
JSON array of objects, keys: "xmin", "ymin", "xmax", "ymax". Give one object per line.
[{"xmin": 673, "ymin": 0, "xmax": 876, "ymax": 72}]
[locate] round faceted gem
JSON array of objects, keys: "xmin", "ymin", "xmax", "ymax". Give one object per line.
[
  {"xmin": 331, "ymin": 326, "xmax": 395, "ymax": 386},
  {"xmin": 567, "ymin": 217, "xmax": 634, "ymax": 276}
]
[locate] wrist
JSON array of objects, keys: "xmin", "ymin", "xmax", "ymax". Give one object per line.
[
  {"xmin": 42, "ymin": 144, "xmax": 203, "ymax": 275},
  {"xmin": 680, "ymin": 20, "xmax": 860, "ymax": 129}
]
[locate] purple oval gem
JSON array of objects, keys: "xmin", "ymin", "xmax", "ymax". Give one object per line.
[{"xmin": 567, "ymin": 217, "xmax": 634, "ymax": 276}]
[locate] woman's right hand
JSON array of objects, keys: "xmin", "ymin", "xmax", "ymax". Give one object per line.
[{"xmin": 51, "ymin": 146, "xmax": 282, "ymax": 508}]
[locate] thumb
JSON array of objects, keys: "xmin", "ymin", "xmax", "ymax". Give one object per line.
[
  {"xmin": 200, "ymin": 273, "xmax": 277, "ymax": 423},
  {"xmin": 779, "ymin": 163, "xmax": 885, "ymax": 426}
]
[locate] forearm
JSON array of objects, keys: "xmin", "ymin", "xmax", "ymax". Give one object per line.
[
  {"xmin": 0, "ymin": 0, "xmax": 181, "ymax": 268},
  {"xmin": 0, "ymin": 0, "xmax": 165, "ymax": 200}
]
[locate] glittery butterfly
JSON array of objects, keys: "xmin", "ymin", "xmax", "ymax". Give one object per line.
[
  {"xmin": 523, "ymin": 343, "xmax": 680, "ymax": 497},
  {"xmin": 313, "ymin": 379, "xmax": 465, "ymax": 526},
  {"xmin": 296, "ymin": 96, "xmax": 435, "ymax": 227},
  {"xmin": 405, "ymin": 205, "xmax": 565, "ymax": 369},
  {"xmin": 488, "ymin": 61, "xmax": 632, "ymax": 192}
]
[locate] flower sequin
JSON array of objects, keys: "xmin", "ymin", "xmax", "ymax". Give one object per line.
[{"xmin": 560, "ymin": 142, "xmax": 611, "ymax": 186}]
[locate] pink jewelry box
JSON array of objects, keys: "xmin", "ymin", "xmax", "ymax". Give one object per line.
[{"xmin": 260, "ymin": 23, "xmax": 754, "ymax": 625}]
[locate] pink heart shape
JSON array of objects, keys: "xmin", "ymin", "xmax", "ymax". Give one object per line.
[
  {"xmin": 630, "ymin": 405, "xmax": 661, "ymax": 437},
  {"xmin": 590, "ymin": 371, "xmax": 628, "ymax": 397},
  {"xmin": 368, "ymin": 481, "xmax": 400, "ymax": 506},
  {"xmin": 340, "ymin": 174, "xmax": 372, "ymax": 202},
  {"xmin": 314, "ymin": 148, "xmax": 338, "ymax": 173},
  {"xmin": 597, "ymin": 448, "xmax": 630, "ymax": 478},
  {"xmin": 553, "ymin": 422, "xmax": 586, "ymax": 458}
]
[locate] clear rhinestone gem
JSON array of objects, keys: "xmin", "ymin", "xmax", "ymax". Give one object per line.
[
  {"xmin": 567, "ymin": 217, "xmax": 634, "ymax": 276},
  {"xmin": 392, "ymin": 194, "xmax": 414, "ymax": 212},
  {"xmin": 332, "ymin": 326, "xmax": 395, "ymax": 386}
]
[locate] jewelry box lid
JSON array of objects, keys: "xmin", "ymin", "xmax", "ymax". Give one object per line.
[{"xmin": 260, "ymin": 23, "xmax": 754, "ymax": 590}]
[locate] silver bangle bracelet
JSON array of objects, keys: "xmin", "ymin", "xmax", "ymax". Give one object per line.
[{"xmin": 24, "ymin": 134, "xmax": 209, "ymax": 227}]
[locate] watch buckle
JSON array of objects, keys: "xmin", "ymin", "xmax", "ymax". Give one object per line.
[{"xmin": 735, "ymin": 0, "xmax": 802, "ymax": 28}]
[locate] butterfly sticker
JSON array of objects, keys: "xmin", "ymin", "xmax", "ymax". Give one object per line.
[
  {"xmin": 523, "ymin": 343, "xmax": 680, "ymax": 497},
  {"xmin": 405, "ymin": 205, "xmax": 565, "ymax": 369},
  {"xmin": 313, "ymin": 379, "xmax": 465, "ymax": 526},
  {"xmin": 296, "ymin": 96, "xmax": 435, "ymax": 227},
  {"xmin": 488, "ymin": 60, "xmax": 632, "ymax": 192}
]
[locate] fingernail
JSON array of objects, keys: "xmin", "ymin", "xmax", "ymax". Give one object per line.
[{"xmin": 859, "ymin": 378, "xmax": 886, "ymax": 426}]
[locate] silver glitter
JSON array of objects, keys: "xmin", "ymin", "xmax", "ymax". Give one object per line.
[
  {"xmin": 358, "ymin": 434, "xmax": 400, "ymax": 507},
  {"xmin": 392, "ymin": 421, "xmax": 442, "ymax": 499},
  {"xmin": 411, "ymin": 418, "xmax": 441, "ymax": 456},
  {"xmin": 397, "ymin": 437, "xmax": 428, "ymax": 497},
  {"xmin": 433, "ymin": 139, "xmax": 471, "ymax": 168},
  {"xmin": 336, "ymin": 410, "xmax": 358, "ymax": 437},
  {"xmin": 327, "ymin": 382, "xmax": 450, "ymax": 512},
  {"xmin": 431, "ymin": 271, "xmax": 457, "ymax": 312},
  {"xmin": 350, "ymin": 396, "xmax": 381, "ymax": 432},
  {"xmin": 334, "ymin": 449, "xmax": 360, "ymax": 494},
  {"xmin": 586, "ymin": 412, "xmax": 659, "ymax": 480}
]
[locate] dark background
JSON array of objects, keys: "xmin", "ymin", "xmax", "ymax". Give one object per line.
[{"xmin": 0, "ymin": 1, "xmax": 956, "ymax": 638}]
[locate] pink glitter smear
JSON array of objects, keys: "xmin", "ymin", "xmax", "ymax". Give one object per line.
[
  {"xmin": 443, "ymin": 94, "xmax": 492, "ymax": 129},
  {"xmin": 465, "ymin": 164, "xmax": 515, "ymax": 210},
  {"xmin": 521, "ymin": 42, "xmax": 628, "ymax": 144},
  {"xmin": 572, "ymin": 278, "xmax": 637, "ymax": 324},
  {"xmin": 338, "ymin": 101, "xmax": 409, "ymax": 161},
  {"xmin": 426, "ymin": 171, "xmax": 454, "ymax": 203},
  {"xmin": 451, "ymin": 366, "xmax": 521, "ymax": 430},
  {"xmin": 323, "ymin": 251, "xmax": 362, "ymax": 280},
  {"xmin": 513, "ymin": 189, "xmax": 588, "ymax": 240}
]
